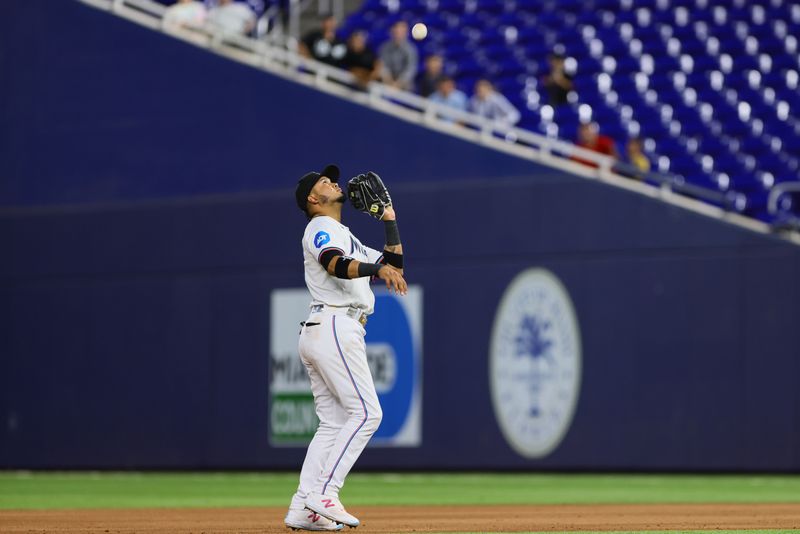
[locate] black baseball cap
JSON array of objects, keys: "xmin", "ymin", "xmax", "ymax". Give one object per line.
[{"xmin": 295, "ymin": 164, "xmax": 340, "ymax": 214}]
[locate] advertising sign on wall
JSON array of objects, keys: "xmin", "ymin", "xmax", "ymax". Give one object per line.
[{"xmin": 269, "ymin": 287, "xmax": 423, "ymax": 447}]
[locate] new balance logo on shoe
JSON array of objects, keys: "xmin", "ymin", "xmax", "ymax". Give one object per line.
[
  {"xmin": 304, "ymin": 492, "xmax": 360, "ymax": 528},
  {"xmin": 284, "ymin": 508, "xmax": 343, "ymax": 531}
]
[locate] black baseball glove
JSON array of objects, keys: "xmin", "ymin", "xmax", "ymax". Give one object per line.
[{"xmin": 347, "ymin": 171, "xmax": 392, "ymax": 220}]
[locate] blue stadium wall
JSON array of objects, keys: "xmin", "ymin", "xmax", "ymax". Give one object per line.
[{"xmin": 1, "ymin": 0, "xmax": 799, "ymax": 470}]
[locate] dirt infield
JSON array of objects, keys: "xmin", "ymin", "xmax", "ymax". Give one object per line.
[{"xmin": 2, "ymin": 503, "xmax": 800, "ymax": 533}]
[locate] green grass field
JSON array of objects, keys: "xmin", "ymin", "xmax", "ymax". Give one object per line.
[
  {"xmin": 2, "ymin": 472, "xmax": 800, "ymax": 509},
  {"xmin": 1, "ymin": 472, "xmax": 799, "ymax": 533}
]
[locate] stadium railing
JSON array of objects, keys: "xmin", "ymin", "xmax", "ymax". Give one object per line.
[{"xmin": 76, "ymin": 0, "xmax": 800, "ymax": 244}]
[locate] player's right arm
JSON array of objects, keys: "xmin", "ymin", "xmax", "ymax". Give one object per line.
[{"xmin": 319, "ymin": 250, "xmax": 407, "ymax": 296}]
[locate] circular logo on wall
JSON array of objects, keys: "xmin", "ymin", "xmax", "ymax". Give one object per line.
[{"xmin": 489, "ymin": 268, "xmax": 582, "ymax": 459}]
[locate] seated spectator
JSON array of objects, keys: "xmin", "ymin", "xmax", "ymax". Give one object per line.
[
  {"xmin": 416, "ymin": 54, "xmax": 446, "ymax": 97},
  {"xmin": 163, "ymin": 0, "xmax": 206, "ymax": 30},
  {"xmin": 469, "ymin": 79, "xmax": 520, "ymax": 126},
  {"xmin": 299, "ymin": 14, "xmax": 347, "ymax": 68},
  {"xmin": 207, "ymin": 0, "xmax": 256, "ymax": 36},
  {"xmin": 573, "ymin": 122, "xmax": 618, "ymax": 167},
  {"xmin": 428, "ymin": 76, "xmax": 467, "ymax": 122},
  {"xmin": 541, "ymin": 52, "xmax": 573, "ymax": 106},
  {"xmin": 379, "ymin": 21, "xmax": 419, "ymax": 91},
  {"xmin": 342, "ymin": 31, "xmax": 380, "ymax": 90},
  {"xmin": 626, "ymin": 137, "xmax": 651, "ymax": 175}
]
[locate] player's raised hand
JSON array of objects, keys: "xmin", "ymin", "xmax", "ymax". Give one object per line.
[
  {"xmin": 377, "ymin": 265, "xmax": 407, "ymax": 296},
  {"xmin": 381, "ymin": 205, "xmax": 396, "ymax": 221},
  {"xmin": 347, "ymin": 172, "xmax": 392, "ymax": 220}
]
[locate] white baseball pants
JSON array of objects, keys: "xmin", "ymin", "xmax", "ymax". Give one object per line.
[{"xmin": 289, "ymin": 310, "xmax": 382, "ymax": 510}]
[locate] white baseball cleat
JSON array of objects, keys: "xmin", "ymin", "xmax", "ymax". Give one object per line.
[
  {"xmin": 304, "ymin": 492, "xmax": 360, "ymax": 528},
  {"xmin": 285, "ymin": 509, "xmax": 343, "ymax": 531}
]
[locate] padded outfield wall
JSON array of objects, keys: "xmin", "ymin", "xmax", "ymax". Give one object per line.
[{"xmin": 1, "ymin": 0, "xmax": 799, "ymax": 470}]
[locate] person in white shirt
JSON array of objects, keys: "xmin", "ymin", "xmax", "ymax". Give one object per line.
[
  {"xmin": 469, "ymin": 78, "xmax": 521, "ymax": 127},
  {"xmin": 207, "ymin": 0, "xmax": 256, "ymax": 36},
  {"xmin": 285, "ymin": 165, "xmax": 406, "ymax": 531},
  {"xmin": 162, "ymin": 0, "xmax": 207, "ymax": 30}
]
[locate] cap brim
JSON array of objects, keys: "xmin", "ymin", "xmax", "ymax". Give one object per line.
[{"xmin": 320, "ymin": 164, "xmax": 340, "ymax": 182}]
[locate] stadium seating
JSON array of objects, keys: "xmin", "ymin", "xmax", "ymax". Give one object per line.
[{"xmin": 340, "ymin": 0, "xmax": 800, "ymax": 221}]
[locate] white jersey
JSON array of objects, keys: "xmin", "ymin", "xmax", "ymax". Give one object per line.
[{"xmin": 302, "ymin": 215, "xmax": 383, "ymax": 315}]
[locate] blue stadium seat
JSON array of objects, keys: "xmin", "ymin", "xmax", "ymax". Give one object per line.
[{"xmin": 342, "ymin": 0, "xmax": 800, "ymax": 218}]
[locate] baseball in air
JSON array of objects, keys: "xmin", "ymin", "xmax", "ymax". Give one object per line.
[{"xmin": 411, "ymin": 23, "xmax": 428, "ymax": 40}]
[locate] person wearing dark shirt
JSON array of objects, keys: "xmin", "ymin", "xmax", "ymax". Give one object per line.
[
  {"xmin": 342, "ymin": 31, "xmax": 381, "ymax": 90},
  {"xmin": 299, "ymin": 14, "xmax": 347, "ymax": 68},
  {"xmin": 416, "ymin": 54, "xmax": 446, "ymax": 97},
  {"xmin": 541, "ymin": 52, "xmax": 573, "ymax": 106}
]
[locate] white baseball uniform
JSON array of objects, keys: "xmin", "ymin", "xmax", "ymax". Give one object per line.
[{"xmin": 288, "ymin": 215, "xmax": 385, "ymax": 511}]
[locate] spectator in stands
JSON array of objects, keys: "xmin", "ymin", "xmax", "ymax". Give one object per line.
[
  {"xmin": 428, "ymin": 76, "xmax": 468, "ymax": 122},
  {"xmin": 207, "ymin": 0, "xmax": 256, "ymax": 36},
  {"xmin": 625, "ymin": 137, "xmax": 650, "ymax": 175},
  {"xmin": 379, "ymin": 21, "xmax": 419, "ymax": 91},
  {"xmin": 163, "ymin": 0, "xmax": 206, "ymax": 30},
  {"xmin": 541, "ymin": 52, "xmax": 573, "ymax": 106},
  {"xmin": 299, "ymin": 14, "xmax": 348, "ymax": 68},
  {"xmin": 416, "ymin": 54, "xmax": 446, "ymax": 97},
  {"xmin": 469, "ymin": 79, "xmax": 520, "ymax": 126},
  {"xmin": 342, "ymin": 31, "xmax": 380, "ymax": 90},
  {"xmin": 573, "ymin": 121, "xmax": 618, "ymax": 167}
]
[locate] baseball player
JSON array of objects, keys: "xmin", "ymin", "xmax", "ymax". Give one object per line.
[{"xmin": 284, "ymin": 164, "xmax": 406, "ymax": 531}]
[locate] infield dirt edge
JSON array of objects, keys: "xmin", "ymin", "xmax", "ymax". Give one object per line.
[{"xmin": 2, "ymin": 502, "xmax": 800, "ymax": 532}]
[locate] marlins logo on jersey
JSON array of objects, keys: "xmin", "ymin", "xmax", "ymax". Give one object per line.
[{"xmin": 489, "ymin": 268, "xmax": 582, "ymax": 459}]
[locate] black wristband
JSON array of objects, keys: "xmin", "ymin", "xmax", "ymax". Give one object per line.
[
  {"xmin": 383, "ymin": 250, "xmax": 403, "ymax": 269},
  {"xmin": 357, "ymin": 262, "xmax": 382, "ymax": 278},
  {"xmin": 384, "ymin": 219, "xmax": 401, "ymax": 246}
]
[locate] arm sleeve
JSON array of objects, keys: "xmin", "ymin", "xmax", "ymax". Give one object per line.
[
  {"xmin": 364, "ymin": 245, "xmax": 385, "ymax": 265},
  {"xmin": 497, "ymin": 94, "xmax": 521, "ymax": 125},
  {"xmin": 305, "ymin": 221, "xmax": 350, "ymax": 265}
]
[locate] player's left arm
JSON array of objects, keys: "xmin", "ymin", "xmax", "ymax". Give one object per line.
[{"xmin": 380, "ymin": 205, "xmax": 403, "ymax": 275}]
